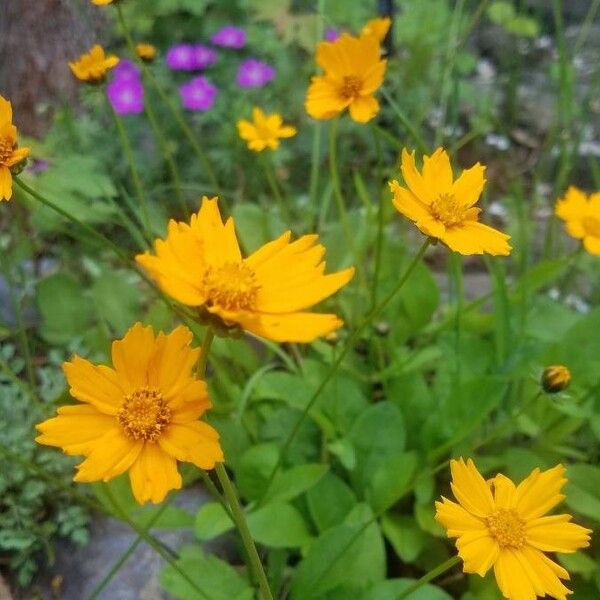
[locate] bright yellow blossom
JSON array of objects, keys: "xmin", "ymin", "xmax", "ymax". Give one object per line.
[
  {"xmin": 361, "ymin": 16, "xmax": 391, "ymax": 43},
  {"xmin": 0, "ymin": 96, "xmax": 30, "ymax": 202},
  {"xmin": 36, "ymin": 323, "xmax": 223, "ymax": 505},
  {"xmin": 555, "ymin": 186, "xmax": 600, "ymax": 256},
  {"xmin": 136, "ymin": 197, "xmax": 354, "ymax": 343},
  {"xmin": 237, "ymin": 107, "xmax": 297, "ymax": 152},
  {"xmin": 436, "ymin": 458, "xmax": 592, "ymax": 600},
  {"xmin": 69, "ymin": 45, "xmax": 120, "ymax": 83},
  {"xmin": 91, "ymin": 0, "xmax": 116, "ymax": 5},
  {"xmin": 136, "ymin": 43, "xmax": 157, "ymax": 62},
  {"xmin": 389, "ymin": 148, "xmax": 511, "ymax": 255},
  {"xmin": 305, "ymin": 33, "xmax": 386, "ymax": 123}
]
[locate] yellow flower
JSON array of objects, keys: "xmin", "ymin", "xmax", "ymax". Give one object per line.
[
  {"xmin": 69, "ymin": 45, "xmax": 120, "ymax": 83},
  {"xmin": 0, "ymin": 96, "xmax": 30, "ymax": 202},
  {"xmin": 136, "ymin": 197, "xmax": 354, "ymax": 343},
  {"xmin": 36, "ymin": 323, "xmax": 223, "ymax": 505},
  {"xmin": 555, "ymin": 186, "xmax": 600, "ymax": 256},
  {"xmin": 305, "ymin": 33, "xmax": 386, "ymax": 123},
  {"xmin": 436, "ymin": 458, "xmax": 592, "ymax": 600},
  {"xmin": 91, "ymin": 0, "xmax": 115, "ymax": 4},
  {"xmin": 361, "ymin": 16, "xmax": 391, "ymax": 43},
  {"xmin": 237, "ymin": 107, "xmax": 297, "ymax": 152},
  {"xmin": 136, "ymin": 42, "xmax": 157, "ymax": 62},
  {"xmin": 541, "ymin": 365, "xmax": 571, "ymax": 394},
  {"xmin": 389, "ymin": 148, "xmax": 511, "ymax": 255}
]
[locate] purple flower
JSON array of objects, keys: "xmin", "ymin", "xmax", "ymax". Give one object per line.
[
  {"xmin": 324, "ymin": 27, "xmax": 340, "ymax": 41},
  {"xmin": 107, "ymin": 79, "xmax": 144, "ymax": 115},
  {"xmin": 166, "ymin": 44, "xmax": 197, "ymax": 70},
  {"xmin": 179, "ymin": 76, "xmax": 217, "ymax": 111},
  {"xmin": 28, "ymin": 159, "xmax": 50, "ymax": 175},
  {"xmin": 211, "ymin": 25, "xmax": 246, "ymax": 49},
  {"xmin": 192, "ymin": 44, "xmax": 217, "ymax": 69},
  {"xmin": 112, "ymin": 59, "xmax": 141, "ymax": 82},
  {"xmin": 236, "ymin": 58, "xmax": 275, "ymax": 88}
]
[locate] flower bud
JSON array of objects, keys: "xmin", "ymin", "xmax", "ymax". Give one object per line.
[{"xmin": 541, "ymin": 365, "xmax": 571, "ymax": 394}]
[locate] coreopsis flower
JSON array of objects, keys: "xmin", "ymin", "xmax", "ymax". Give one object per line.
[
  {"xmin": 36, "ymin": 323, "xmax": 223, "ymax": 505},
  {"xmin": 305, "ymin": 33, "xmax": 386, "ymax": 124},
  {"xmin": 0, "ymin": 96, "xmax": 30, "ymax": 201},
  {"xmin": 107, "ymin": 79, "xmax": 144, "ymax": 115},
  {"xmin": 541, "ymin": 365, "xmax": 571, "ymax": 394},
  {"xmin": 136, "ymin": 43, "xmax": 157, "ymax": 62},
  {"xmin": 436, "ymin": 458, "xmax": 592, "ymax": 600},
  {"xmin": 179, "ymin": 77, "xmax": 218, "ymax": 111},
  {"xmin": 91, "ymin": 0, "xmax": 116, "ymax": 4},
  {"xmin": 389, "ymin": 148, "xmax": 511, "ymax": 255},
  {"xmin": 555, "ymin": 186, "xmax": 600, "ymax": 256},
  {"xmin": 69, "ymin": 45, "xmax": 119, "ymax": 83},
  {"xmin": 237, "ymin": 107, "xmax": 296, "ymax": 152},
  {"xmin": 211, "ymin": 25, "xmax": 246, "ymax": 49},
  {"xmin": 136, "ymin": 197, "xmax": 354, "ymax": 342},
  {"xmin": 361, "ymin": 16, "xmax": 392, "ymax": 43},
  {"xmin": 237, "ymin": 59, "xmax": 275, "ymax": 88}
]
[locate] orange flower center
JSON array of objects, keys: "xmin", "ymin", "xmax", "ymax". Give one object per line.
[
  {"xmin": 117, "ymin": 387, "xmax": 171, "ymax": 441},
  {"xmin": 485, "ymin": 509, "xmax": 526, "ymax": 549},
  {"xmin": 430, "ymin": 193, "xmax": 467, "ymax": 227},
  {"xmin": 582, "ymin": 215, "xmax": 600, "ymax": 237},
  {"xmin": 0, "ymin": 136, "xmax": 15, "ymax": 164},
  {"xmin": 339, "ymin": 75, "xmax": 363, "ymax": 100},
  {"xmin": 201, "ymin": 262, "xmax": 260, "ymax": 312}
]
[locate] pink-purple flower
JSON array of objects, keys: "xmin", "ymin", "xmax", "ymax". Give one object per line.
[
  {"xmin": 112, "ymin": 59, "xmax": 141, "ymax": 82},
  {"xmin": 166, "ymin": 43, "xmax": 218, "ymax": 70},
  {"xmin": 211, "ymin": 25, "xmax": 246, "ymax": 49},
  {"xmin": 236, "ymin": 58, "xmax": 275, "ymax": 88},
  {"xmin": 179, "ymin": 76, "xmax": 217, "ymax": 111},
  {"xmin": 107, "ymin": 79, "xmax": 144, "ymax": 115},
  {"xmin": 324, "ymin": 27, "xmax": 340, "ymax": 41},
  {"xmin": 192, "ymin": 44, "xmax": 217, "ymax": 69}
]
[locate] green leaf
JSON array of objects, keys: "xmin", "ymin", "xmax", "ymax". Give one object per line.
[
  {"xmin": 263, "ymin": 463, "xmax": 329, "ymax": 503},
  {"xmin": 290, "ymin": 504, "xmax": 385, "ymax": 599},
  {"xmin": 368, "ymin": 452, "xmax": 418, "ymax": 514},
  {"xmin": 247, "ymin": 502, "xmax": 311, "ymax": 548},
  {"xmin": 558, "ymin": 551, "xmax": 598, "ymax": 579},
  {"xmin": 506, "ymin": 16, "xmax": 539, "ymax": 38},
  {"xmin": 235, "ymin": 443, "xmax": 279, "ymax": 501},
  {"xmin": 487, "ymin": 1, "xmax": 515, "ymax": 25},
  {"xmin": 37, "ymin": 273, "xmax": 92, "ymax": 344},
  {"xmin": 160, "ymin": 544, "xmax": 253, "ymax": 600},
  {"xmin": 381, "ymin": 514, "xmax": 427, "ymax": 563},
  {"xmin": 349, "ymin": 402, "xmax": 406, "ymax": 490},
  {"xmin": 232, "ymin": 203, "xmax": 285, "ymax": 254},
  {"xmin": 565, "ymin": 464, "xmax": 600, "ymax": 523},
  {"xmin": 360, "ymin": 578, "xmax": 453, "ymax": 600},
  {"xmin": 307, "ymin": 472, "xmax": 357, "ymax": 532},
  {"xmin": 91, "ymin": 271, "xmax": 141, "ymax": 336},
  {"xmin": 194, "ymin": 502, "xmax": 233, "ymax": 541}
]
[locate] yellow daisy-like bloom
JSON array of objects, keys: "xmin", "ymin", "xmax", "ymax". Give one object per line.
[
  {"xmin": 361, "ymin": 16, "xmax": 392, "ymax": 43},
  {"xmin": 436, "ymin": 458, "xmax": 592, "ymax": 600},
  {"xmin": 136, "ymin": 43, "xmax": 157, "ymax": 62},
  {"xmin": 541, "ymin": 365, "xmax": 571, "ymax": 394},
  {"xmin": 136, "ymin": 197, "xmax": 354, "ymax": 343},
  {"xmin": 555, "ymin": 186, "xmax": 600, "ymax": 256},
  {"xmin": 36, "ymin": 323, "xmax": 223, "ymax": 505},
  {"xmin": 91, "ymin": 0, "xmax": 116, "ymax": 5},
  {"xmin": 0, "ymin": 96, "xmax": 30, "ymax": 201},
  {"xmin": 69, "ymin": 45, "xmax": 120, "ymax": 83},
  {"xmin": 305, "ymin": 33, "xmax": 386, "ymax": 123},
  {"xmin": 389, "ymin": 148, "xmax": 512, "ymax": 255},
  {"xmin": 237, "ymin": 107, "xmax": 297, "ymax": 152}
]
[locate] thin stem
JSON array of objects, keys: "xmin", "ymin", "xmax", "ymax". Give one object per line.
[
  {"xmin": 116, "ymin": 5, "xmax": 221, "ymax": 201},
  {"xmin": 260, "ymin": 153, "xmax": 291, "ymax": 223},
  {"xmin": 380, "ymin": 88, "xmax": 428, "ymax": 153},
  {"xmin": 261, "ymin": 239, "xmax": 431, "ymax": 499},
  {"xmin": 370, "ymin": 122, "xmax": 385, "ymax": 309},
  {"xmin": 215, "ymin": 464, "xmax": 274, "ymax": 600},
  {"xmin": 197, "ymin": 327, "xmax": 215, "ymax": 377},
  {"xmin": 395, "ymin": 556, "xmax": 461, "ymax": 600},
  {"xmin": 111, "ymin": 107, "xmax": 150, "ymax": 234}
]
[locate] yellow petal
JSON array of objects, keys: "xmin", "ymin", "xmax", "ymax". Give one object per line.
[
  {"xmin": 111, "ymin": 322, "xmax": 156, "ymax": 390},
  {"xmin": 0, "ymin": 96, "xmax": 13, "ymax": 124},
  {"xmin": 423, "ymin": 148, "xmax": 454, "ymax": 198},
  {"xmin": 245, "ymin": 231, "xmax": 292, "ymax": 269},
  {"xmin": 305, "ymin": 76, "xmax": 347, "ymax": 120},
  {"xmin": 74, "ymin": 428, "xmax": 142, "ymax": 482},
  {"xmin": 348, "ymin": 94, "xmax": 379, "ymax": 123},
  {"xmin": 435, "ymin": 497, "xmax": 487, "ymax": 537},
  {"xmin": 555, "ymin": 186, "xmax": 588, "ymax": 222},
  {"xmin": 452, "ymin": 162, "xmax": 486, "ymax": 207},
  {"xmin": 449, "ymin": 458, "xmax": 495, "ymax": 518},
  {"xmin": 0, "ymin": 165, "xmax": 13, "ymax": 201},
  {"xmin": 514, "ymin": 464, "xmax": 567, "ymax": 520},
  {"xmin": 158, "ymin": 421, "xmax": 223, "ymax": 469},
  {"xmin": 526, "ymin": 514, "xmax": 592, "ymax": 553},
  {"xmin": 63, "ymin": 355, "xmax": 125, "ymax": 414},
  {"xmin": 35, "ymin": 404, "xmax": 114, "ymax": 455},
  {"xmin": 129, "ymin": 442, "xmax": 182, "ymax": 504},
  {"xmin": 456, "ymin": 530, "xmax": 499, "ymax": 576},
  {"xmin": 170, "ymin": 383, "xmax": 211, "ymax": 421},
  {"xmin": 493, "ymin": 549, "xmax": 538, "ymax": 600},
  {"xmin": 400, "ymin": 149, "xmax": 432, "ymax": 204},
  {"xmin": 491, "ymin": 474, "xmax": 518, "ymax": 509},
  {"xmin": 389, "ymin": 180, "xmax": 431, "ymax": 223},
  {"xmin": 583, "ymin": 234, "xmax": 600, "ymax": 255},
  {"xmin": 441, "ymin": 221, "xmax": 512, "ymax": 256}
]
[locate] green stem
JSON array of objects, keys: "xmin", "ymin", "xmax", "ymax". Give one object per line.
[
  {"xmin": 370, "ymin": 122, "xmax": 385, "ymax": 309},
  {"xmin": 260, "ymin": 153, "xmax": 291, "ymax": 223},
  {"xmin": 395, "ymin": 556, "xmax": 461, "ymax": 599},
  {"xmin": 380, "ymin": 88, "xmax": 428, "ymax": 153},
  {"xmin": 261, "ymin": 239, "xmax": 431, "ymax": 499},
  {"xmin": 14, "ymin": 176, "xmax": 131, "ymax": 262},
  {"xmin": 215, "ymin": 464, "xmax": 274, "ymax": 600},
  {"xmin": 116, "ymin": 5, "xmax": 221, "ymax": 201},
  {"xmin": 197, "ymin": 327, "xmax": 215, "ymax": 377},
  {"xmin": 111, "ymin": 107, "xmax": 150, "ymax": 235}
]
